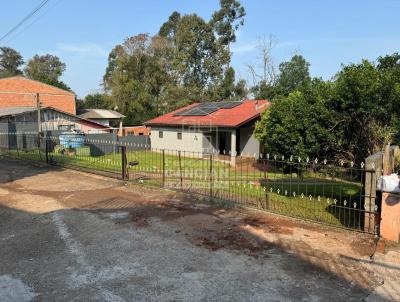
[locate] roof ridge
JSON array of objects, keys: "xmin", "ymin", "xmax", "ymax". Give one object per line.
[{"xmin": 0, "ymin": 76, "xmax": 75, "ymax": 95}]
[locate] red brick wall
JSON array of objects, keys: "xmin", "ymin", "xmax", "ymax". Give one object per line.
[
  {"xmin": 123, "ymin": 126, "xmax": 150, "ymax": 136},
  {"xmin": 0, "ymin": 77, "xmax": 76, "ymax": 115}
]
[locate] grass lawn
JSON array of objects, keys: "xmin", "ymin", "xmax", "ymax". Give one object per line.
[{"xmin": 1, "ymin": 146, "xmax": 366, "ymax": 230}]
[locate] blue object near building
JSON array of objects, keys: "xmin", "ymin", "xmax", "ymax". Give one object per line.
[{"xmin": 59, "ymin": 132, "xmax": 85, "ymax": 149}]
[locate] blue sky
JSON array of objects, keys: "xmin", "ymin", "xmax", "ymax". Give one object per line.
[{"xmin": 1, "ymin": 0, "xmax": 399, "ymax": 97}]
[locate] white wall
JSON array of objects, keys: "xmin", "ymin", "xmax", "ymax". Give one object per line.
[
  {"xmin": 239, "ymin": 126, "xmax": 260, "ymax": 158},
  {"xmin": 150, "ymin": 127, "xmax": 204, "ymax": 153}
]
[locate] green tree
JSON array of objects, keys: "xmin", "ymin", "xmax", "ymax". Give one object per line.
[
  {"xmin": 159, "ymin": 11, "xmax": 181, "ymax": 40},
  {"xmin": 105, "ymin": 1, "xmax": 246, "ymax": 123},
  {"xmin": 255, "ymin": 80, "xmax": 337, "ymax": 159},
  {"xmin": 158, "ymin": 1, "xmax": 245, "ymax": 100},
  {"xmin": 172, "ymin": 14, "xmax": 229, "ymax": 89},
  {"xmin": 234, "ymin": 79, "xmax": 248, "ymax": 99},
  {"xmin": 276, "ymin": 54, "xmax": 311, "ymax": 96},
  {"xmin": 331, "ymin": 60, "xmax": 398, "ymax": 161},
  {"xmin": 79, "ymin": 93, "xmax": 114, "ymax": 109},
  {"xmin": 0, "ymin": 47, "xmax": 24, "ymax": 78},
  {"xmin": 209, "ymin": 67, "xmax": 248, "ymax": 100},
  {"xmin": 211, "ymin": 0, "xmax": 246, "ymax": 45},
  {"xmin": 24, "ymin": 54, "xmax": 71, "ymax": 91},
  {"xmin": 251, "ymin": 81, "xmax": 278, "ymax": 100},
  {"xmin": 104, "ymin": 34, "xmax": 173, "ymax": 124},
  {"xmin": 377, "ymin": 53, "xmax": 400, "ymax": 144}
]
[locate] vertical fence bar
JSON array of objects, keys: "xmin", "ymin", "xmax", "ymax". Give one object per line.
[
  {"xmin": 121, "ymin": 145, "xmax": 128, "ymax": 181},
  {"xmin": 45, "ymin": 136, "xmax": 49, "ymax": 164},
  {"xmin": 209, "ymin": 153, "xmax": 213, "ymax": 201},
  {"xmin": 178, "ymin": 150, "xmax": 183, "ymax": 190},
  {"xmin": 162, "ymin": 149, "xmax": 165, "ymax": 188}
]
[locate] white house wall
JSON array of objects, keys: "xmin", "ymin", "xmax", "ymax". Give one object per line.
[
  {"xmin": 239, "ymin": 124, "xmax": 260, "ymax": 158},
  {"xmin": 150, "ymin": 127, "xmax": 204, "ymax": 153}
]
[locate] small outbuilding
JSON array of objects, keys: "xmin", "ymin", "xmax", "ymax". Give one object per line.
[
  {"xmin": 77, "ymin": 109, "xmax": 125, "ymax": 127},
  {"xmin": 0, "ymin": 106, "xmax": 109, "ymax": 134}
]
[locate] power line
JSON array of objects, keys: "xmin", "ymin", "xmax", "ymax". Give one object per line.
[
  {"xmin": 3, "ymin": 0, "xmax": 63, "ymax": 45},
  {"xmin": 0, "ymin": 0, "xmax": 51, "ymax": 43}
]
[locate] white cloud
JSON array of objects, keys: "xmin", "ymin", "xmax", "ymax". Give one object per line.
[
  {"xmin": 231, "ymin": 41, "xmax": 258, "ymax": 54},
  {"xmin": 56, "ymin": 42, "xmax": 108, "ymax": 57}
]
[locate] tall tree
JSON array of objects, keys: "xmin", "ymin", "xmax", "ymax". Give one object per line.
[
  {"xmin": 276, "ymin": 54, "xmax": 311, "ymax": 96},
  {"xmin": 376, "ymin": 53, "xmax": 400, "ymax": 144},
  {"xmin": 104, "ymin": 34, "xmax": 173, "ymax": 124},
  {"xmin": 105, "ymin": 1, "xmax": 247, "ymax": 124},
  {"xmin": 79, "ymin": 93, "xmax": 114, "ymax": 110},
  {"xmin": 173, "ymin": 14, "xmax": 229, "ymax": 89},
  {"xmin": 211, "ymin": 0, "xmax": 246, "ymax": 45},
  {"xmin": 159, "ymin": 11, "xmax": 181, "ymax": 40},
  {"xmin": 24, "ymin": 54, "xmax": 71, "ymax": 91},
  {"xmin": 0, "ymin": 47, "xmax": 24, "ymax": 78}
]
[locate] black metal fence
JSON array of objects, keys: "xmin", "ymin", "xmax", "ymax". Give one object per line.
[{"xmin": 0, "ymin": 133, "xmax": 381, "ymax": 235}]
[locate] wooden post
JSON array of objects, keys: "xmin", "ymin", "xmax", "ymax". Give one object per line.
[
  {"xmin": 383, "ymin": 144, "xmax": 391, "ymax": 175},
  {"xmin": 364, "ymin": 152, "xmax": 383, "ymax": 233}
]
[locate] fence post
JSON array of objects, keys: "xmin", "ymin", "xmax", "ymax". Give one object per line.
[
  {"xmin": 121, "ymin": 145, "xmax": 128, "ymax": 181},
  {"xmin": 162, "ymin": 149, "xmax": 165, "ymax": 187},
  {"xmin": 210, "ymin": 153, "xmax": 213, "ymax": 201},
  {"xmin": 364, "ymin": 153, "xmax": 383, "ymax": 233}
]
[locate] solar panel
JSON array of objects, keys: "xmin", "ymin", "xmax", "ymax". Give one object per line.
[
  {"xmin": 174, "ymin": 101, "xmax": 242, "ymax": 116},
  {"xmin": 218, "ymin": 101, "xmax": 242, "ymax": 109}
]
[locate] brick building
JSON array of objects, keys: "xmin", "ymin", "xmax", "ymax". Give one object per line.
[
  {"xmin": 122, "ymin": 126, "xmax": 150, "ymax": 136},
  {"xmin": 0, "ymin": 76, "xmax": 76, "ymax": 115}
]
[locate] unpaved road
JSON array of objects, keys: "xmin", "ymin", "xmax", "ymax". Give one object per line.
[{"xmin": 0, "ymin": 158, "xmax": 399, "ymax": 301}]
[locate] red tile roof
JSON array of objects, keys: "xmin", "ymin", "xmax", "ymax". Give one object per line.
[
  {"xmin": 0, "ymin": 76, "xmax": 76, "ymax": 114},
  {"xmin": 145, "ymin": 100, "xmax": 270, "ymax": 128}
]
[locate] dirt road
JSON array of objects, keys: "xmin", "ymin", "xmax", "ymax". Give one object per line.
[{"xmin": 0, "ymin": 158, "xmax": 399, "ymax": 301}]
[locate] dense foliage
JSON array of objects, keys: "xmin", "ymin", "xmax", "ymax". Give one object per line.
[
  {"xmin": 101, "ymin": 0, "xmax": 247, "ymax": 125},
  {"xmin": 0, "ymin": 47, "xmax": 70, "ymax": 91},
  {"xmin": 24, "ymin": 54, "xmax": 71, "ymax": 91},
  {"xmin": 0, "ymin": 47, "xmax": 24, "ymax": 78},
  {"xmin": 255, "ymin": 53, "xmax": 400, "ymax": 163}
]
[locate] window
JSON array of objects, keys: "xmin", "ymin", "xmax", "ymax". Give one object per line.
[
  {"xmin": 159, "ymin": 131, "xmax": 163, "ymax": 138},
  {"xmin": 177, "ymin": 132, "xmax": 182, "ymax": 140}
]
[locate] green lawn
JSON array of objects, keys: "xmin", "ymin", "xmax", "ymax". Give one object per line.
[{"xmin": 1, "ymin": 146, "xmax": 366, "ymax": 230}]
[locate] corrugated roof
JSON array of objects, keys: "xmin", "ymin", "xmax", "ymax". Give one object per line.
[
  {"xmin": 0, "ymin": 106, "xmax": 109, "ymax": 128},
  {"xmin": 145, "ymin": 100, "xmax": 270, "ymax": 128},
  {"xmin": 0, "ymin": 106, "xmax": 36, "ymax": 117},
  {"xmin": 77, "ymin": 109, "xmax": 125, "ymax": 119}
]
